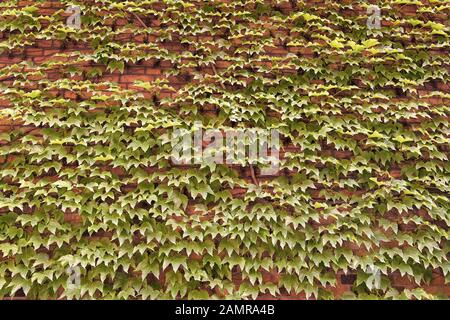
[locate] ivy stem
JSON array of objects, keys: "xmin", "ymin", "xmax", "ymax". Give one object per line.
[
  {"xmin": 211, "ymin": 63, "xmax": 259, "ymax": 187},
  {"xmin": 130, "ymin": 12, "xmax": 148, "ymax": 29}
]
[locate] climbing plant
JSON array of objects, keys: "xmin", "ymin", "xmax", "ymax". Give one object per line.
[{"xmin": 0, "ymin": 0, "xmax": 449, "ymax": 300}]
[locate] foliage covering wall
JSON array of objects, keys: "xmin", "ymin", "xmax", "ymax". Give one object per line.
[{"xmin": 0, "ymin": 0, "xmax": 449, "ymax": 300}]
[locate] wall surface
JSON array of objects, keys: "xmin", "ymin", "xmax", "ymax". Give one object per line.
[{"xmin": 0, "ymin": 0, "xmax": 449, "ymax": 299}]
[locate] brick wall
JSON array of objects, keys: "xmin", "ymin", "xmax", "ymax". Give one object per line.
[{"xmin": 0, "ymin": 0, "xmax": 449, "ymax": 299}]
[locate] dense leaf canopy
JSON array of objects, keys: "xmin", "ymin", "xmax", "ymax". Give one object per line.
[{"xmin": 0, "ymin": 0, "xmax": 449, "ymax": 299}]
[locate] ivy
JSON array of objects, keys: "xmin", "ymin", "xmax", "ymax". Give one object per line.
[{"xmin": 0, "ymin": 0, "xmax": 449, "ymax": 300}]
